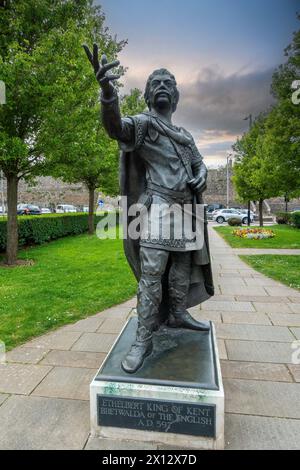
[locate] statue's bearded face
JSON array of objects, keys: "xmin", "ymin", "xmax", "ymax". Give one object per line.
[{"xmin": 145, "ymin": 70, "xmax": 179, "ymax": 113}]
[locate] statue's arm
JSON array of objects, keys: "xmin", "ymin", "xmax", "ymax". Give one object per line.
[
  {"xmin": 83, "ymin": 43, "xmax": 134, "ymax": 144},
  {"xmin": 100, "ymin": 92, "xmax": 133, "ymax": 143}
]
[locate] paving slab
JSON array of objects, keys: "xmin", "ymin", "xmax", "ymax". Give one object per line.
[
  {"xmin": 40, "ymin": 350, "xmax": 106, "ymax": 369},
  {"xmin": 219, "ymin": 285, "xmax": 268, "ymax": 296},
  {"xmin": 253, "ymin": 302, "xmax": 293, "ymax": 314},
  {"xmin": 216, "ymin": 323, "xmax": 293, "ymax": 342},
  {"xmin": 0, "ymin": 394, "xmax": 9, "ymax": 406},
  {"xmin": 287, "ymin": 365, "xmax": 300, "ymax": 382},
  {"xmin": 224, "ymin": 378, "xmax": 300, "ymax": 418},
  {"xmin": 32, "ymin": 366, "xmax": 97, "ymax": 401},
  {"xmin": 291, "ymin": 328, "xmax": 300, "ymax": 340},
  {"xmin": 85, "ymin": 436, "xmax": 157, "ymax": 450},
  {"xmin": 221, "ymin": 360, "xmax": 292, "ymax": 382},
  {"xmin": 289, "ymin": 303, "xmax": 300, "ymax": 314},
  {"xmin": 269, "ymin": 314, "xmax": 300, "ymax": 327},
  {"xmin": 221, "ymin": 312, "xmax": 271, "ymax": 325},
  {"xmin": 201, "ymin": 301, "xmax": 255, "ymax": 312},
  {"xmin": 235, "ymin": 295, "xmax": 290, "ymax": 304},
  {"xmin": 0, "ymin": 363, "xmax": 52, "ymax": 395},
  {"xmin": 5, "ymin": 347, "xmax": 49, "ymax": 364},
  {"xmin": 225, "ymin": 340, "xmax": 294, "ymax": 364},
  {"xmin": 25, "ymin": 330, "xmax": 82, "ymax": 351},
  {"xmin": 217, "ymin": 339, "xmax": 227, "ymax": 360},
  {"xmin": 265, "ymin": 286, "xmax": 300, "ymax": 297},
  {"xmin": 225, "ymin": 414, "xmax": 300, "ymax": 450},
  {"xmin": 244, "ymin": 278, "xmax": 279, "ymax": 288},
  {"xmin": 64, "ymin": 316, "xmax": 105, "ymax": 333},
  {"xmin": 97, "ymin": 317, "xmax": 126, "ymax": 334},
  {"xmin": 71, "ymin": 333, "xmax": 117, "ymax": 353},
  {"xmin": 0, "ymin": 395, "xmax": 89, "ymax": 450}
]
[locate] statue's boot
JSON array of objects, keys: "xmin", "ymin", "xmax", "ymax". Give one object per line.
[
  {"xmin": 168, "ymin": 254, "xmax": 210, "ymax": 331},
  {"xmin": 122, "ymin": 273, "xmax": 160, "ymax": 374},
  {"xmin": 168, "ymin": 309, "xmax": 210, "ymax": 331},
  {"xmin": 121, "ymin": 328, "xmax": 153, "ymax": 374}
]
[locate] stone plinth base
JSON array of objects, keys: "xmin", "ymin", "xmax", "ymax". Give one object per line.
[{"xmin": 90, "ymin": 318, "xmax": 224, "ymax": 450}]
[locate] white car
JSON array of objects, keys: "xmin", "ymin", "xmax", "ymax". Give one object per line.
[
  {"xmin": 213, "ymin": 209, "xmax": 254, "ymax": 224},
  {"xmin": 56, "ymin": 204, "xmax": 77, "ymax": 213},
  {"xmin": 40, "ymin": 208, "xmax": 52, "ymax": 214}
]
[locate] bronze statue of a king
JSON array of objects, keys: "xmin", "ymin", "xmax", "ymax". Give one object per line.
[{"xmin": 84, "ymin": 44, "xmax": 214, "ymax": 374}]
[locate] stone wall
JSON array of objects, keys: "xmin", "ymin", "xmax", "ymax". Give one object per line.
[{"xmin": 0, "ymin": 171, "xmax": 299, "ymax": 213}]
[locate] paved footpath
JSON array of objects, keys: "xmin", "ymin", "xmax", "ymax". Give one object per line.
[{"xmin": 0, "ymin": 226, "xmax": 300, "ymax": 449}]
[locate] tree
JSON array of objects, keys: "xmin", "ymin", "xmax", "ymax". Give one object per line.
[
  {"xmin": 42, "ymin": 87, "xmax": 145, "ymax": 235},
  {"xmin": 0, "ymin": 0, "xmax": 124, "ymax": 263},
  {"xmin": 233, "ymin": 16, "xmax": 300, "ymax": 223},
  {"xmin": 232, "ymin": 116, "xmax": 278, "ymax": 226}
]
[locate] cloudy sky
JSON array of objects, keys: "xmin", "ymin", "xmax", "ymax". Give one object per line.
[{"xmin": 96, "ymin": 0, "xmax": 299, "ymax": 167}]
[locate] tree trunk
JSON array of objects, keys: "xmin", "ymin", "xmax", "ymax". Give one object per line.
[
  {"xmin": 88, "ymin": 186, "xmax": 95, "ymax": 235},
  {"xmin": 259, "ymin": 198, "xmax": 264, "ymax": 227},
  {"xmin": 247, "ymin": 200, "xmax": 251, "ymax": 226},
  {"xmin": 6, "ymin": 174, "xmax": 19, "ymax": 265}
]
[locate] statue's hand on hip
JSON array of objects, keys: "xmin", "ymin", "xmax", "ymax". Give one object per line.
[
  {"xmin": 188, "ymin": 175, "xmax": 207, "ymax": 194},
  {"xmin": 82, "ymin": 43, "xmax": 120, "ymax": 98}
]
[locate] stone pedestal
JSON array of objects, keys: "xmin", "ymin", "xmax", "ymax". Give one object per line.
[{"xmin": 90, "ymin": 317, "xmax": 224, "ymax": 450}]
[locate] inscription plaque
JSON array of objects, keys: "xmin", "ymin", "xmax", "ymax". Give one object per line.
[{"xmin": 97, "ymin": 395, "xmax": 216, "ymax": 438}]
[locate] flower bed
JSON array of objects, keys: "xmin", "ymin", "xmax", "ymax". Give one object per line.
[{"xmin": 233, "ymin": 228, "xmax": 275, "ymax": 240}]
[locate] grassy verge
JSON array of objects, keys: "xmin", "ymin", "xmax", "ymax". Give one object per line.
[
  {"xmin": 214, "ymin": 224, "xmax": 300, "ymax": 248},
  {"xmin": 240, "ymin": 255, "xmax": 300, "ymax": 291},
  {"xmin": 0, "ymin": 230, "xmax": 137, "ymax": 350}
]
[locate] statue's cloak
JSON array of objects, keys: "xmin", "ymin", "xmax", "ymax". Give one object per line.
[{"xmin": 119, "ymin": 120, "xmax": 214, "ymax": 325}]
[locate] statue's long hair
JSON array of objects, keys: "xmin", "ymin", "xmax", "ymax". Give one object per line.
[{"xmin": 144, "ymin": 68, "xmax": 180, "ymax": 112}]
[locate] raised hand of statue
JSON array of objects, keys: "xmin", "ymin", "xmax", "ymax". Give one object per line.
[{"xmin": 83, "ymin": 43, "xmax": 120, "ymax": 98}]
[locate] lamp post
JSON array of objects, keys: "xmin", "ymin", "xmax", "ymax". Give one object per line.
[
  {"xmin": 226, "ymin": 153, "xmax": 232, "ymax": 208},
  {"xmin": 243, "ymin": 114, "xmax": 253, "ymax": 226}
]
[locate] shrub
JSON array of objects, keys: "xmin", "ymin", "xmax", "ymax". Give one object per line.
[
  {"xmin": 228, "ymin": 217, "xmax": 242, "ymax": 227},
  {"xmin": 0, "ymin": 212, "xmax": 119, "ymax": 252},
  {"xmin": 290, "ymin": 211, "xmax": 300, "ymax": 229},
  {"xmin": 276, "ymin": 212, "xmax": 291, "ymax": 225}
]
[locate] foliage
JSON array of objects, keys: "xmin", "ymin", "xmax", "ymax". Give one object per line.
[
  {"xmin": 228, "ymin": 217, "xmax": 242, "ymax": 227},
  {"xmin": 290, "ymin": 211, "xmax": 300, "ymax": 228},
  {"xmin": 121, "ymin": 88, "xmax": 146, "ymax": 116},
  {"xmin": 0, "ymin": 231, "xmax": 136, "ymax": 350},
  {"xmin": 275, "ymin": 212, "xmax": 292, "ymax": 225},
  {"xmin": 0, "ymin": 212, "xmax": 119, "ymax": 251},
  {"xmin": 232, "ymin": 15, "xmax": 300, "ymax": 211}
]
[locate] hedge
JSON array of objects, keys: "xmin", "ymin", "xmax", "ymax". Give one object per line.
[
  {"xmin": 0, "ymin": 212, "xmax": 119, "ymax": 251},
  {"xmin": 291, "ymin": 211, "xmax": 300, "ymax": 229},
  {"xmin": 275, "ymin": 212, "xmax": 292, "ymax": 225}
]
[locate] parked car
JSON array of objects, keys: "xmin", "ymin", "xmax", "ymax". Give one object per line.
[
  {"xmin": 17, "ymin": 204, "xmax": 41, "ymax": 215},
  {"xmin": 206, "ymin": 203, "xmax": 225, "ymax": 220},
  {"xmin": 40, "ymin": 208, "xmax": 52, "ymax": 214},
  {"xmin": 212, "ymin": 208, "xmax": 254, "ymax": 224},
  {"xmin": 0, "ymin": 205, "xmax": 6, "ymax": 215},
  {"xmin": 237, "ymin": 209, "xmax": 255, "ymax": 219},
  {"xmin": 290, "ymin": 207, "xmax": 300, "ymax": 213},
  {"xmin": 56, "ymin": 204, "xmax": 77, "ymax": 213},
  {"xmin": 82, "ymin": 206, "xmax": 89, "ymax": 213}
]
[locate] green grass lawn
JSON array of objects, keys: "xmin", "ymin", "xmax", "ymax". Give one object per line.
[
  {"xmin": 0, "ymin": 231, "xmax": 137, "ymax": 350},
  {"xmin": 240, "ymin": 255, "xmax": 300, "ymax": 291},
  {"xmin": 214, "ymin": 224, "xmax": 300, "ymax": 248}
]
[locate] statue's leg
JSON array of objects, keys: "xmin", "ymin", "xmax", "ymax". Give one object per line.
[
  {"xmin": 121, "ymin": 246, "xmax": 169, "ymax": 374},
  {"xmin": 168, "ymin": 251, "xmax": 210, "ymax": 331}
]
